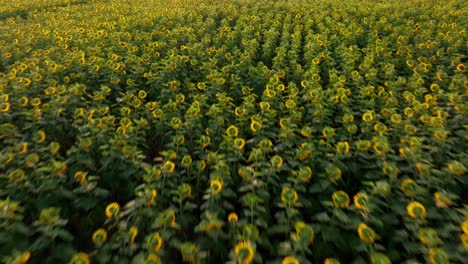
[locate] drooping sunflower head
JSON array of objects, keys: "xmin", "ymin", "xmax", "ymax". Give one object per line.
[
  {"xmin": 428, "ymin": 248, "xmax": 449, "ymax": 264},
  {"xmin": 406, "ymin": 201, "xmax": 427, "ymax": 220},
  {"xmin": 332, "ymin": 191, "xmax": 350, "ymax": 208},
  {"xmin": 353, "ymin": 192, "xmax": 368, "ymax": 210},
  {"xmin": 234, "ymin": 241, "xmax": 255, "ymax": 264},
  {"xmin": 357, "ymin": 223, "xmax": 376, "ymax": 243},
  {"xmin": 281, "ymin": 256, "xmax": 300, "ymax": 264},
  {"xmin": 105, "ymin": 202, "xmax": 120, "ymax": 218},
  {"xmin": 210, "ymin": 178, "xmax": 223, "ymax": 195},
  {"xmin": 281, "ymin": 187, "xmax": 299, "ymax": 206}
]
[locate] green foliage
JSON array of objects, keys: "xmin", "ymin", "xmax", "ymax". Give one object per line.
[{"xmin": 0, "ymin": 0, "xmax": 467, "ymax": 263}]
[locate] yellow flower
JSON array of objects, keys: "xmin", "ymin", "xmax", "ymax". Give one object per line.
[
  {"xmin": 373, "ymin": 140, "xmax": 389, "ymax": 155},
  {"xmin": 332, "ymin": 191, "xmax": 350, "ymax": 208},
  {"xmin": 210, "ymin": 179, "xmax": 223, "ymax": 195},
  {"xmin": 336, "ymin": 141, "xmax": 350, "ymax": 154},
  {"xmin": 400, "ymin": 179, "xmax": 416, "ymax": 196},
  {"xmin": 129, "ymin": 226, "xmax": 138, "ymax": 243},
  {"xmin": 418, "ymin": 228, "xmax": 439, "ymax": 246},
  {"xmin": 461, "ymin": 233, "xmax": 468, "ymax": 249},
  {"xmin": 36, "ymin": 130, "xmax": 46, "ymax": 143},
  {"xmin": 322, "ymin": 126, "xmax": 335, "ymax": 138},
  {"xmin": 19, "ymin": 97, "xmax": 30, "ymax": 107},
  {"xmin": 19, "ymin": 142, "xmax": 28, "ymax": 155},
  {"xmin": 228, "ymin": 212, "xmax": 238, "ymax": 222},
  {"xmin": 282, "ymin": 256, "xmax": 300, "ymax": 264},
  {"xmin": 300, "ymin": 126, "xmax": 312, "ymax": 137},
  {"xmin": 147, "ymin": 189, "xmax": 157, "ymax": 207},
  {"xmin": 324, "ymin": 258, "xmax": 340, "ymax": 264},
  {"xmin": 390, "ymin": 113, "xmax": 402, "ymax": 124},
  {"xmin": 271, "ymin": 155, "xmax": 283, "ymax": 169},
  {"xmin": 460, "ymin": 220, "xmax": 468, "ymax": 234},
  {"xmin": 355, "ymin": 140, "xmax": 372, "ymax": 152},
  {"xmin": 353, "ymin": 193, "xmax": 368, "ymax": 210},
  {"xmin": 281, "ymin": 187, "xmax": 299, "ymax": 206},
  {"xmin": 232, "ymin": 138, "xmax": 246, "ymax": 150},
  {"xmin": 447, "ymin": 161, "xmax": 465, "ymax": 176},
  {"xmin": 250, "ymin": 119, "xmax": 261, "ymax": 133},
  {"xmin": 226, "ymin": 125, "xmax": 239, "ymax": 137},
  {"xmin": 292, "ymin": 221, "xmax": 314, "ymax": 245},
  {"xmin": 433, "ymin": 192, "xmax": 451, "ymax": 208},
  {"xmin": 162, "ymin": 160, "xmax": 175, "ymax": 174},
  {"xmin": 74, "ymin": 171, "xmax": 87, "ymax": 185},
  {"xmin": 69, "ymin": 252, "xmax": 90, "ymax": 264},
  {"xmin": 297, "ymin": 166, "xmax": 312, "ymax": 182},
  {"xmin": 12, "ymin": 251, "xmax": 31, "ymax": 264},
  {"xmin": 200, "ymin": 135, "xmax": 211, "ymax": 148},
  {"xmin": 407, "ymin": 201, "xmax": 427, "ymax": 220},
  {"xmin": 0, "ymin": 102, "xmax": 10, "ymax": 112},
  {"xmin": 8, "ymin": 169, "xmax": 25, "ymax": 183},
  {"xmin": 92, "ymin": 228, "xmax": 107, "ymax": 245},
  {"xmin": 357, "ymin": 223, "xmax": 376, "ymax": 243},
  {"xmin": 326, "ymin": 166, "xmax": 342, "ymax": 182},
  {"xmin": 105, "ymin": 202, "xmax": 120, "ymax": 218},
  {"xmin": 428, "ymin": 248, "xmax": 449, "ymax": 264},
  {"xmin": 362, "ymin": 111, "xmax": 374, "ymax": 122},
  {"xmin": 456, "ymin": 63, "xmax": 465, "ymax": 72},
  {"xmin": 234, "ymin": 241, "xmax": 255, "ymax": 264},
  {"xmin": 285, "ymin": 99, "xmax": 296, "ymax": 109},
  {"xmin": 146, "ymin": 232, "xmax": 163, "ymax": 252},
  {"xmin": 138, "ymin": 90, "xmax": 147, "ymax": 99}
]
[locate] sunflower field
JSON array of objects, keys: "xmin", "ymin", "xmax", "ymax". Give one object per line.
[{"xmin": 0, "ymin": 0, "xmax": 467, "ymax": 263}]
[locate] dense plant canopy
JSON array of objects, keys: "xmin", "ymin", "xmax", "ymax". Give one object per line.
[{"xmin": 0, "ymin": 0, "xmax": 467, "ymax": 263}]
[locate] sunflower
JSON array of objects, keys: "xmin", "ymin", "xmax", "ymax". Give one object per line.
[
  {"xmin": 128, "ymin": 226, "xmax": 138, "ymax": 243},
  {"xmin": 226, "ymin": 125, "xmax": 239, "ymax": 137},
  {"xmin": 355, "ymin": 140, "xmax": 372, "ymax": 152},
  {"xmin": 233, "ymin": 138, "xmax": 246, "ymax": 150},
  {"xmin": 68, "ymin": 252, "xmax": 90, "ymax": 264},
  {"xmin": 147, "ymin": 189, "xmax": 157, "ymax": 206},
  {"xmin": 324, "ymin": 258, "xmax": 340, "ymax": 264},
  {"xmin": 162, "ymin": 160, "xmax": 175, "ymax": 174},
  {"xmin": 357, "ymin": 223, "xmax": 376, "ymax": 243},
  {"xmin": 105, "ymin": 202, "xmax": 120, "ymax": 218},
  {"xmin": 407, "ymin": 201, "xmax": 427, "ymax": 220},
  {"xmin": 456, "ymin": 63, "xmax": 465, "ymax": 72},
  {"xmin": 146, "ymin": 232, "xmax": 163, "ymax": 252},
  {"xmin": 400, "ymin": 179, "xmax": 417, "ymax": 196},
  {"xmin": 447, "ymin": 161, "xmax": 465, "ymax": 176},
  {"xmin": 362, "ymin": 111, "xmax": 374, "ymax": 122},
  {"xmin": 353, "ymin": 193, "xmax": 368, "ymax": 210},
  {"xmin": 271, "ymin": 155, "xmax": 283, "ymax": 169},
  {"xmin": 332, "ymin": 191, "xmax": 350, "ymax": 208},
  {"xmin": 92, "ymin": 228, "xmax": 107, "ymax": 246},
  {"xmin": 281, "ymin": 187, "xmax": 299, "ymax": 206},
  {"xmin": 461, "ymin": 233, "xmax": 468, "ymax": 249},
  {"xmin": 297, "ymin": 166, "xmax": 312, "ymax": 182},
  {"xmin": 234, "ymin": 241, "xmax": 255, "ymax": 264},
  {"xmin": 322, "ymin": 126, "xmax": 335, "ymax": 138},
  {"xmin": 210, "ymin": 179, "xmax": 223, "ymax": 195},
  {"xmin": 418, "ymin": 228, "xmax": 439, "ymax": 246},
  {"xmin": 250, "ymin": 119, "xmax": 261, "ymax": 133},
  {"xmin": 461, "ymin": 220, "xmax": 468, "ymax": 234},
  {"xmin": 74, "ymin": 171, "xmax": 87, "ymax": 185},
  {"xmin": 282, "ymin": 256, "xmax": 300, "ymax": 264},
  {"xmin": 336, "ymin": 141, "xmax": 350, "ymax": 154},
  {"xmin": 433, "ymin": 192, "xmax": 451, "ymax": 208},
  {"xmin": 292, "ymin": 221, "xmax": 314, "ymax": 245},
  {"xmin": 428, "ymin": 248, "xmax": 449, "ymax": 264},
  {"xmin": 300, "ymin": 126, "xmax": 312, "ymax": 137},
  {"xmin": 228, "ymin": 212, "xmax": 238, "ymax": 223}
]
